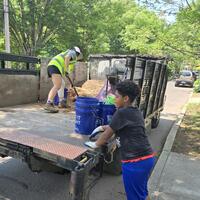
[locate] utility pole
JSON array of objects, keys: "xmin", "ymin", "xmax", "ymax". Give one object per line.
[{"xmin": 4, "ymin": 0, "xmax": 11, "ymax": 53}]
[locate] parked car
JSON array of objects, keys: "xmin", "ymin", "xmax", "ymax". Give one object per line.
[{"xmin": 175, "ymin": 70, "xmax": 195, "ymax": 87}]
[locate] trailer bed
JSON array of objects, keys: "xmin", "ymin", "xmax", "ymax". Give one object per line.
[
  {"xmin": 0, "ymin": 104, "xmax": 89, "ymax": 147},
  {"xmin": 0, "ymin": 104, "xmax": 95, "ymax": 171}
]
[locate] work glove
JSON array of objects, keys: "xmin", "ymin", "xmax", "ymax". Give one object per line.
[
  {"xmin": 84, "ymin": 141, "xmax": 98, "ymax": 149},
  {"xmin": 89, "ymin": 126, "xmax": 104, "ymax": 140},
  {"xmin": 92, "ymin": 126, "xmax": 104, "ymax": 134}
]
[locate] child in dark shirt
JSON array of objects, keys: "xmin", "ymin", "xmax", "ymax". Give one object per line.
[{"xmin": 85, "ymin": 80, "xmax": 155, "ymax": 200}]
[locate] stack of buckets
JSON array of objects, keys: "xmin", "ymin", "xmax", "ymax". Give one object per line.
[{"xmin": 75, "ymin": 97, "xmax": 116, "ymax": 135}]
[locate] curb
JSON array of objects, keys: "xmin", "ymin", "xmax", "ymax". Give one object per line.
[{"xmin": 148, "ymin": 91, "xmax": 193, "ymax": 199}]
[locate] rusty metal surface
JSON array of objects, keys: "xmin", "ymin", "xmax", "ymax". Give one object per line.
[
  {"xmin": 0, "ymin": 104, "xmax": 91, "ymax": 160},
  {"xmin": 0, "ymin": 130, "xmax": 87, "ymax": 160}
]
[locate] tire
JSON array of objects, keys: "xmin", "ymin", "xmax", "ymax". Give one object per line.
[
  {"xmin": 103, "ymin": 147, "xmax": 122, "ymax": 175},
  {"xmin": 175, "ymin": 83, "xmax": 179, "ymax": 87},
  {"xmin": 151, "ymin": 113, "xmax": 160, "ymax": 129}
]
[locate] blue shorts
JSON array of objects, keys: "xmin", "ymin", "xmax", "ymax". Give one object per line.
[
  {"xmin": 122, "ymin": 157, "xmax": 155, "ymax": 200},
  {"xmin": 47, "ymin": 65, "xmax": 61, "ymax": 78}
]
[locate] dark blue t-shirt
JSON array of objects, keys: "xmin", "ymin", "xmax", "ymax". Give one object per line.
[{"xmin": 109, "ymin": 106, "xmax": 153, "ymax": 160}]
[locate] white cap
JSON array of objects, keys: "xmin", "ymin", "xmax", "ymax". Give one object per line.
[{"xmin": 74, "ymin": 46, "xmax": 81, "ymax": 54}]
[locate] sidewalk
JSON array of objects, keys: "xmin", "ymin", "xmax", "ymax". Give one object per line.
[{"xmin": 149, "ymin": 94, "xmax": 200, "ymax": 200}]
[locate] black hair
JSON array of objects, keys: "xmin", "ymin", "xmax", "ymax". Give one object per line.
[{"xmin": 116, "ymin": 80, "xmax": 141, "ymax": 103}]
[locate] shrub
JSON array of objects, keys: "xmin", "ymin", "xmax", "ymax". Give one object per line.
[{"xmin": 194, "ymin": 79, "xmax": 200, "ymax": 93}]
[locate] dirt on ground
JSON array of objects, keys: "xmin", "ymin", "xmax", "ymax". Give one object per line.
[{"xmin": 172, "ymin": 93, "xmax": 200, "ymax": 158}]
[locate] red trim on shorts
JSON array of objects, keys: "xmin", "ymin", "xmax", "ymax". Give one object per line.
[{"xmin": 121, "ymin": 152, "xmax": 156, "ymax": 163}]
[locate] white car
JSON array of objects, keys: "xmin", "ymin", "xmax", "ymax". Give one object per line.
[{"xmin": 175, "ymin": 70, "xmax": 195, "ymax": 87}]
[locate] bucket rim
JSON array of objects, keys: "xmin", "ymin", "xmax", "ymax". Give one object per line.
[{"xmin": 76, "ymin": 96, "xmax": 99, "ymax": 100}]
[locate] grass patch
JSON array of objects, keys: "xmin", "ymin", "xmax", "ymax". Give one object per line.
[{"xmin": 172, "ymin": 97, "xmax": 200, "ymax": 158}]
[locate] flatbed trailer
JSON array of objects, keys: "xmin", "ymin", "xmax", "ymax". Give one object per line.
[
  {"xmin": 0, "ymin": 104, "xmax": 101, "ymax": 200},
  {"xmin": 0, "ymin": 53, "xmax": 168, "ymax": 200}
]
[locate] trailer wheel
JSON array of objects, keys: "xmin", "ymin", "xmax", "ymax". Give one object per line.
[
  {"xmin": 104, "ymin": 147, "xmax": 122, "ymax": 175},
  {"xmin": 151, "ymin": 113, "xmax": 160, "ymax": 129}
]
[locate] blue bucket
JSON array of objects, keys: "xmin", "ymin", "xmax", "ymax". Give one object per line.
[
  {"xmin": 101, "ymin": 104, "xmax": 116, "ymax": 125},
  {"xmin": 54, "ymin": 88, "xmax": 68, "ymax": 106},
  {"xmin": 54, "ymin": 93, "xmax": 59, "ymax": 106},
  {"xmin": 75, "ymin": 97, "xmax": 101, "ymax": 135}
]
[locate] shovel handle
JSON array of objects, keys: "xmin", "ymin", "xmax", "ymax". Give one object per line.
[{"xmin": 65, "ymin": 74, "xmax": 79, "ymax": 97}]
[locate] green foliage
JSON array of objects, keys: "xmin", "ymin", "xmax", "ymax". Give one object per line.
[
  {"xmin": 194, "ymin": 79, "xmax": 200, "ymax": 93},
  {"xmin": 121, "ymin": 6, "xmax": 166, "ymax": 55},
  {"xmin": 0, "ymin": 3, "xmax": 4, "ymax": 52},
  {"xmin": 0, "ymin": 34, "xmax": 4, "ymax": 52},
  {"xmin": 8, "ymin": 0, "xmax": 82, "ymax": 56},
  {"xmin": 160, "ymin": 0, "xmax": 200, "ymax": 71},
  {"xmin": 0, "ymin": 0, "xmax": 199, "ymax": 74},
  {"xmin": 69, "ymin": 0, "xmax": 135, "ymax": 56}
]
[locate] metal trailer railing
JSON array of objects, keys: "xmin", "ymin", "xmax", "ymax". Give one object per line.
[{"xmin": 88, "ymin": 54, "xmax": 168, "ymax": 129}]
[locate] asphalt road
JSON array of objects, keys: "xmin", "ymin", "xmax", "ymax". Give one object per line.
[{"xmin": 0, "ymin": 81, "xmax": 192, "ymax": 200}]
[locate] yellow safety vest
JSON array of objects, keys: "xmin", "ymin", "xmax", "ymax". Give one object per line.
[{"xmin": 48, "ymin": 50, "xmax": 77, "ymax": 76}]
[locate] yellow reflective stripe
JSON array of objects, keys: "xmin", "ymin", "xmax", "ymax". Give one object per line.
[
  {"xmin": 52, "ymin": 57, "xmax": 64, "ymax": 74},
  {"xmin": 68, "ymin": 63, "xmax": 75, "ymax": 73},
  {"xmin": 50, "ymin": 51, "xmax": 77, "ymax": 74},
  {"xmin": 70, "ymin": 60, "xmax": 77, "ymax": 64},
  {"xmin": 60, "ymin": 54, "xmax": 65, "ymax": 59}
]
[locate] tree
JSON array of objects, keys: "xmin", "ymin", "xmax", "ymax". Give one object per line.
[
  {"xmin": 161, "ymin": 0, "xmax": 200, "ymax": 71},
  {"xmin": 67, "ymin": 0, "xmax": 135, "ymax": 56},
  {"xmin": 121, "ymin": 6, "xmax": 166, "ymax": 55},
  {"xmin": 8, "ymin": 0, "xmax": 83, "ymax": 56},
  {"xmin": 0, "ymin": 3, "xmax": 5, "ymax": 51},
  {"xmin": 0, "ymin": 0, "xmax": 198, "ymax": 74}
]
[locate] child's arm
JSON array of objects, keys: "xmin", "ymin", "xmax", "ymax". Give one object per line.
[{"xmin": 95, "ymin": 126, "xmax": 114, "ymax": 147}]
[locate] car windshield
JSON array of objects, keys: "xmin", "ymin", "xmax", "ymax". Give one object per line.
[{"xmin": 181, "ymin": 71, "xmax": 191, "ymax": 76}]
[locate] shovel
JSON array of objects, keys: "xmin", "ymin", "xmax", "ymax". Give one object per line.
[{"xmin": 65, "ymin": 74, "xmax": 79, "ymax": 97}]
